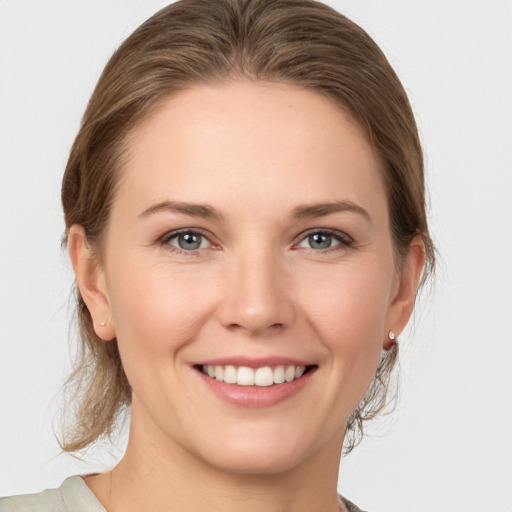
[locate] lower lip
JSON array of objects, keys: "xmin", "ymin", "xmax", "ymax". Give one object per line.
[{"xmin": 196, "ymin": 368, "xmax": 315, "ymax": 408}]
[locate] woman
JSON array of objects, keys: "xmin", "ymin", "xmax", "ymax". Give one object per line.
[{"xmin": 0, "ymin": 0, "xmax": 434, "ymax": 510}]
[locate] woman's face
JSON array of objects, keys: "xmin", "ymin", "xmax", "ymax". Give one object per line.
[{"xmin": 78, "ymin": 81, "xmax": 417, "ymax": 474}]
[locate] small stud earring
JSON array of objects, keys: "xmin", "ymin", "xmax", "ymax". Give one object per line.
[
  {"xmin": 99, "ymin": 321, "xmax": 106, "ymax": 327},
  {"xmin": 388, "ymin": 331, "xmax": 396, "ymax": 341}
]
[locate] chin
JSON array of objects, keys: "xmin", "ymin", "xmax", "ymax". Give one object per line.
[
  {"xmin": 200, "ymin": 442, "xmax": 308, "ymax": 476},
  {"xmin": 186, "ymin": 420, "xmax": 333, "ymax": 476}
]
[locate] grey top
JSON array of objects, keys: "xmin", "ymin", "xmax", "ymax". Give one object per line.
[
  {"xmin": 0, "ymin": 476, "xmax": 366, "ymax": 511},
  {"xmin": 0, "ymin": 477, "xmax": 105, "ymax": 512}
]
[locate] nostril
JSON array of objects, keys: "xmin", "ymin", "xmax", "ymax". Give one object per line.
[{"xmin": 225, "ymin": 322, "xmax": 283, "ymax": 335}]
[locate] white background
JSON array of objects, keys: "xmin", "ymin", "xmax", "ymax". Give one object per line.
[{"xmin": 1, "ymin": 1, "xmax": 511, "ymax": 511}]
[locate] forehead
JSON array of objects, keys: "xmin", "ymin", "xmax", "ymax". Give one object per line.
[{"xmin": 116, "ymin": 81, "xmax": 386, "ymax": 217}]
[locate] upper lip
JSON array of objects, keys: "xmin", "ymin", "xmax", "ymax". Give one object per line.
[{"xmin": 194, "ymin": 356, "xmax": 315, "ymax": 368}]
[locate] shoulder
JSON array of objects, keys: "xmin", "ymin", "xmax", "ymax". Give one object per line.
[
  {"xmin": 0, "ymin": 476, "xmax": 105, "ymax": 512},
  {"xmin": 0, "ymin": 487, "xmax": 65, "ymax": 512},
  {"xmin": 339, "ymin": 494, "xmax": 369, "ymax": 512}
]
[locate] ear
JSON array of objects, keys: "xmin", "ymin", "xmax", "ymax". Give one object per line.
[
  {"xmin": 67, "ymin": 225, "xmax": 116, "ymax": 341},
  {"xmin": 384, "ymin": 236, "xmax": 425, "ymax": 349}
]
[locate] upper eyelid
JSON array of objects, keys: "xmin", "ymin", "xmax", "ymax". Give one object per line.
[
  {"xmin": 160, "ymin": 227, "xmax": 352, "ymax": 239},
  {"xmin": 159, "ymin": 229, "xmax": 216, "ymax": 254},
  {"xmin": 161, "ymin": 227, "xmax": 213, "ymax": 242},
  {"xmin": 299, "ymin": 227, "xmax": 350, "ymax": 237},
  {"xmin": 294, "ymin": 228, "xmax": 353, "ymax": 244},
  {"xmin": 158, "ymin": 227, "xmax": 353, "ymax": 249},
  {"xmin": 157, "ymin": 229, "xmax": 213, "ymax": 253}
]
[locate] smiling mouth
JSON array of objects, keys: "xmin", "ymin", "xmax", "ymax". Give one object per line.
[{"xmin": 196, "ymin": 364, "xmax": 317, "ymax": 387}]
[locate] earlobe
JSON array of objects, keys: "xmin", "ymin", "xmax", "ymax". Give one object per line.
[
  {"xmin": 384, "ymin": 236, "xmax": 426, "ymax": 348},
  {"xmin": 67, "ymin": 225, "xmax": 116, "ymax": 341}
]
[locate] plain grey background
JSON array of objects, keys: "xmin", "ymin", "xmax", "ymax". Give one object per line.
[{"xmin": 1, "ymin": 1, "xmax": 511, "ymax": 511}]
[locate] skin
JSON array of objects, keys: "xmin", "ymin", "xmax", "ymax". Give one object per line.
[{"xmin": 68, "ymin": 81, "xmax": 424, "ymax": 512}]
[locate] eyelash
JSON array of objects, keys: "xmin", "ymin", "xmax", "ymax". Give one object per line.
[
  {"xmin": 158, "ymin": 228, "xmax": 353, "ymax": 255},
  {"xmin": 296, "ymin": 228, "xmax": 354, "ymax": 252},
  {"xmin": 159, "ymin": 228, "xmax": 214, "ymax": 256}
]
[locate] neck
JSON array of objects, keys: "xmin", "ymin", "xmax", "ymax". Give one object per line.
[{"xmin": 86, "ymin": 404, "xmax": 346, "ymax": 512}]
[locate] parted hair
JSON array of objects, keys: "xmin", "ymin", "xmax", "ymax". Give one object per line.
[{"xmin": 61, "ymin": 0, "xmax": 435, "ymax": 453}]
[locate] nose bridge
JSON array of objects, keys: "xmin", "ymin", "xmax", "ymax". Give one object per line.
[{"xmin": 218, "ymin": 243, "xmax": 295, "ymax": 335}]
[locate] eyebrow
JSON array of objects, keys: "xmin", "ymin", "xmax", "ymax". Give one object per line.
[
  {"xmin": 138, "ymin": 199, "xmax": 370, "ymax": 223},
  {"xmin": 291, "ymin": 201, "xmax": 371, "ymax": 223},
  {"xmin": 138, "ymin": 200, "xmax": 224, "ymax": 221}
]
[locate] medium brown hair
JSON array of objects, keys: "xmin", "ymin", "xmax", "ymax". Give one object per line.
[{"xmin": 61, "ymin": 0, "xmax": 435, "ymax": 453}]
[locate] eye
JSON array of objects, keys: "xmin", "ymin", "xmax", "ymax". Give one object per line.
[
  {"xmin": 162, "ymin": 230, "xmax": 211, "ymax": 251},
  {"xmin": 297, "ymin": 230, "xmax": 351, "ymax": 251}
]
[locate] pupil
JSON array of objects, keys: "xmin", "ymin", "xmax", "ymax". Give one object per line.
[
  {"xmin": 179, "ymin": 233, "xmax": 201, "ymax": 250},
  {"xmin": 309, "ymin": 233, "xmax": 331, "ymax": 249}
]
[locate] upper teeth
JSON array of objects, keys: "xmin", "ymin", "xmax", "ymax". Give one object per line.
[{"xmin": 201, "ymin": 365, "xmax": 306, "ymax": 386}]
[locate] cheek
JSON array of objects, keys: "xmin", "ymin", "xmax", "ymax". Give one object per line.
[
  {"xmin": 107, "ymin": 262, "xmax": 218, "ymax": 361},
  {"xmin": 299, "ymin": 258, "xmax": 393, "ymax": 366}
]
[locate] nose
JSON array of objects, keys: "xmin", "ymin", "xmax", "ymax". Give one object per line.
[{"xmin": 217, "ymin": 247, "xmax": 296, "ymax": 336}]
